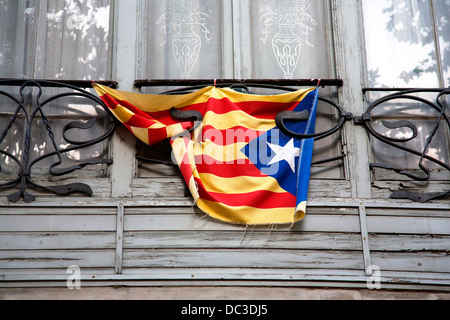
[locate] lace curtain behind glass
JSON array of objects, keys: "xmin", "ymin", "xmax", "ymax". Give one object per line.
[
  {"xmin": 0, "ymin": 0, "xmax": 113, "ymax": 177},
  {"xmin": 0, "ymin": 0, "xmax": 111, "ymax": 80},
  {"xmin": 362, "ymin": 0, "xmax": 450, "ymax": 172}
]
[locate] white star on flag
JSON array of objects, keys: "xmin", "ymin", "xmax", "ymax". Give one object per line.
[{"xmin": 267, "ymin": 138, "xmax": 301, "ymax": 173}]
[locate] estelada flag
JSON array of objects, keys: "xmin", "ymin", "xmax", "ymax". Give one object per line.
[{"xmin": 93, "ymin": 83, "xmax": 318, "ymax": 225}]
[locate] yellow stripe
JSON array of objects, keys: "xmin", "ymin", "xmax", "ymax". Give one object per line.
[
  {"xmin": 110, "ymin": 104, "xmax": 135, "ymax": 123},
  {"xmin": 148, "ymin": 122, "xmax": 165, "ymax": 129},
  {"xmin": 198, "ymin": 173, "xmax": 286, "ymax": 195},
  {"xmin": 165, "ymin": 123, "xmax": 185, "ymax": 137},
  {"xmin": 93, "ymin": 83, "xmax": 315, "ymax": 113},
  {"xmin": 171, "ymin": 136, "xmax": 201, "ymax": 180},
  {"xmin": 130, "ymin": 126, "xmax": 150, "ymax": 144},
  {"xmin": 212, "ymin": 86, "xmax": 315, "ymax": 104},
  {"xmin": 94, "ymin": 84, "xmax": 213, "ymax": 112},
  {"xmin": 203, "ymin": 110, "xmax": 275, "ymax": 131},
  {"xmin": 196, "ymin": 199, "xmax": 304, "ymax": 225},
  {"xmin": 193, "ymin": 140, "xmax": 248, "ymax": 163}
]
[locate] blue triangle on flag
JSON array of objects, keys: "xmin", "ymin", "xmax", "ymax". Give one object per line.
[{"xmin": 241, "ymin": 88, "xmax": 318, "ymax": 197}]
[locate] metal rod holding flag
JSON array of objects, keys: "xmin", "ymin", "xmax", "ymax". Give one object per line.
[{"xmin": 134, "ymin": 78, "xmax": 343, "ymax": 90}]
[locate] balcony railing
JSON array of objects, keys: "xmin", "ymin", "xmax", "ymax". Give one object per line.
[
  {"xmin": 1, "ymin": 78, "xmax": 448, "ymax": 203},
  {"xmin": 0, "ymin": 79, "xmax": 116, "ymax": 202},
  {"xmin": 355, "ymin": 87, "xmax": 450, "ymax": 202}
]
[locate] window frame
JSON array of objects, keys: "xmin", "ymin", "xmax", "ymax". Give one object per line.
[
  {"xmin": 132, "ymin": 0, "xmax": 350, "ymax": 198},
  {"xmin": 113, "ymin": 0, "xmax": 416, "ymax": 203},
  {"xmin": 359, "ymin": 0, "xmax": 450, "ymax": 198}
]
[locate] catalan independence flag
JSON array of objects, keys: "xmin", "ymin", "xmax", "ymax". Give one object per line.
[{"xmin": 93, "ymin": 84, "xmax": 318, "ymax": 225}]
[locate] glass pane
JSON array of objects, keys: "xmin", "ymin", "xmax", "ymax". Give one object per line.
[
  {"xmin": 0, "ymin": 0, "xmax": 28, "ymax": 77},
  {"xmin": 0, "ymin": 0, "xmax": 112, "ymax": 80},
  {"xmin": 251, "ymin": 0, "xmax": 332, "ymax": 79},
  {"xmin": 362, "ymin": 0, "xmax": 440, "ymax": 87},
  {"xmin": 143, "ymin": 0, "xmax": 223, "ymax": 79}
]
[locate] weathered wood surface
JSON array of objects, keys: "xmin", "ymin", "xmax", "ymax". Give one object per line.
[{"xmin": 0, "ymin": 194, "xmax": 449, "ymax": 288}]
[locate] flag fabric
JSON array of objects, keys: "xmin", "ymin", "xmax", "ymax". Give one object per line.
[{"xmin": 93, "ymin": 83, "xmax": 318, "ymax": 225}]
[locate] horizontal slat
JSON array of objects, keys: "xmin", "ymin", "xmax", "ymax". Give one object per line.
[
  {"xmin": 1, "ymin": 196, "xmax": 448, "ymax": 211},
  {"xmin": 131, "ymin": 178, "xmax": 189, "ymax": 198},
  {"xmin": 0, "ymin": 213, "xmax": 360, "ymax": 232},
  {"xmin": 0, "ymin": 197, "xmax": 193, "ymax": 208},
  {"xmin": 0, "ymin": 207, "xmax": 115, "ymax": 215},
  {"xmin": 366, "ymin": 208, "xmax": 450, "ymax": 218},
  {"xmin": 123, "ymin": 205, "xmax": 359, "ymax": 216},
  {"xmin": 123, "ymin": 231, "xmax": 363, "ymax": 250},
  {"xmin": 0, "ymin": 248, "xmax": 363, "ymax": 270},
  {"xmin": 3, "ymin": 231, "xmax": 446, "ymax": 253},
  {"xmin": 0, "ymin": 232, "xmax": 115, "ymax": 250},
  {"xmin": 120, "ymin": 205, "xmax": 358, "ymax": 218},
  {"xmin": 123, "ymin": 214, "xmax": 361, "ymax": 232},
  {"xmin": 122, "ymin": 249, "xmax": 364, "ymax": 270},
  {"xmin": 0, "ymin": 250, "xmax": 115, "ymax": 269},
  {"xmin": 2, "ymin": 268, "xmax": 450, "ymax": 288},
  {"xmin": 0, "ymin": 267, "xmax": 367, "ymax": 281},
  {"xmin": 367, "ymin": 216, "xmax": 450, "ymax": 235},
  {"xmin": 369, "ymin": 234, "xmax": 450, "ymax": 252},
  {"xmin": 131, "ymin": 178, "xmax": 353, "ymax": 198},
  {"xmin": 371, "ymin": 251, "xmax": 450, "ymax": 273},
  {"xmin": 0, "ymin": 215, "xmax": 116, "ymax": 232}
]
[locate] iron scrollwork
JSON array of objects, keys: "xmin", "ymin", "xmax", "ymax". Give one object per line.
[
  {"xmin": 356, "ymin": 88, "xmax": 450, "ymax": 202},
  {"xmin": 0, "ymin": 79, "xmax": 115, "ymax": 203}
]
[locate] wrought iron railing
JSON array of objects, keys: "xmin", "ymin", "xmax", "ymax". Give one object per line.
[
  {"xmin": 356, "ymin": 88, "xmax": 450, "ymax": 202},
  {"xmin": 0, "ymin": 79, "xmax": 116, "ymax": 202},
  {"xmin": 2, "ymin": 78, "xmax": 448, "ymax": 203}
]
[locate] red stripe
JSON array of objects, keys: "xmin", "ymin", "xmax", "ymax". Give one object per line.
[
  {"xmin": 147, "ymin": 127, "xmax": 169, "ymax": 145},
  {"xmin": 230, "ymin": 100, "xmax": 300, "ymax": 119},
  {"xmin": 100, "ymin": 93, "xmax": 118, "ymax": 110},
  {"xmin": 186, "ymin": 99, "xmax": 299, "ymax": 119},
  {"xmin": 99, "ymin": 92, "xmax": 120, "ymax": 110},
  {"xmin": 200, "ymin": 98, "xmax": 300, "ymax": 118},
  {"xmin": 175, "ymin": 151, "xmax": 194, "ymax": 183},
  {"xmin": 195, "ymin": 177, "xmax": 295, "ymax": 209},
  {"xmin": 195, "ymin": 155, "xmax": 265, "ymax": 178}
]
